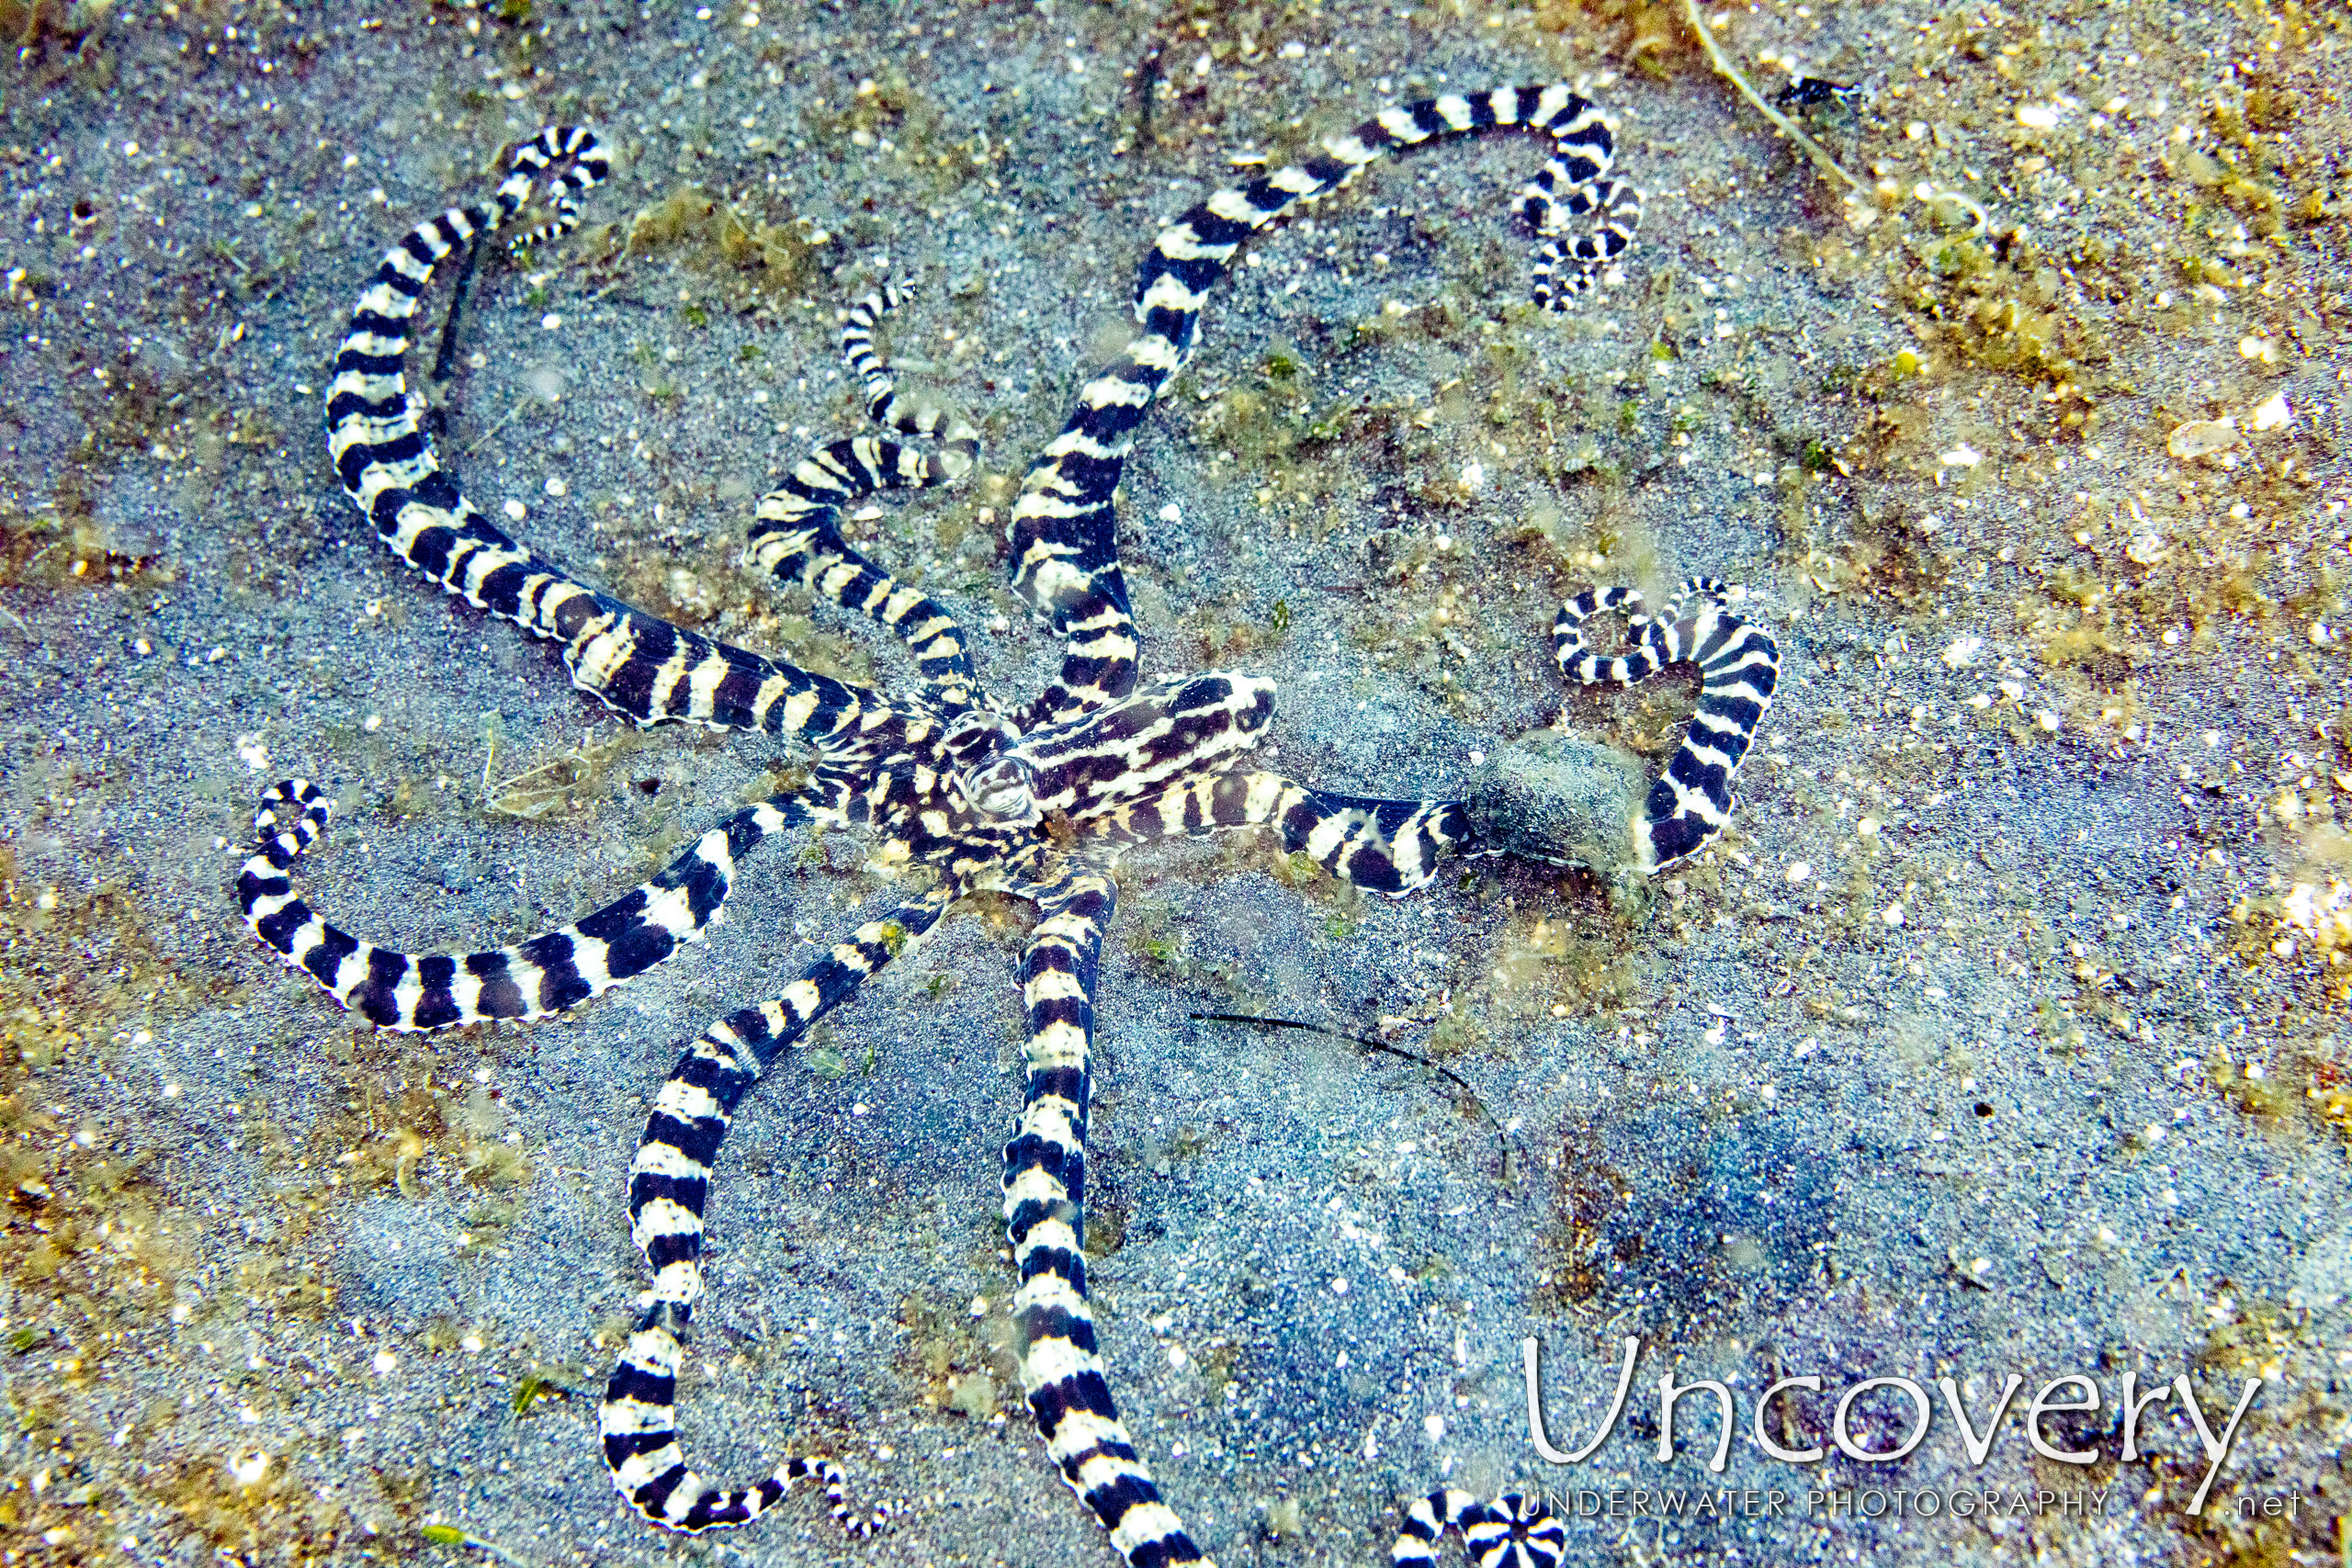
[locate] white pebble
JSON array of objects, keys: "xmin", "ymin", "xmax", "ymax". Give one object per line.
[
  {"xmin": 503, "ymin": 499, "xmax": 528, "ymax": 521},
  {"xmin": 2167, "ymin": 418, "xmax": 2239, "ymax": 459}
]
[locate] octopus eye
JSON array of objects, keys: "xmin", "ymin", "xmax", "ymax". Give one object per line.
[{"xmin": 960, "ymin": 756, "xmax": 1037, "ymax": 822}]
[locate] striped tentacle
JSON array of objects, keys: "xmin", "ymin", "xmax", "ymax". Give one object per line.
[
  {"xmin": 326, "ymin": 129, "xmax": 888, "ymax": 747},
  {"xmin": 502, "ymin": 125, "xmax": 607, "ymax": 247},
  {"xmin": 1550, "ymin": 585, "xmax": 1668, "ymax": 684},
  {"xmin": 1011, "ymin": 85, "xmax": 1642, "ymax": 730},
  {"xmin": 1001, "ymin": 868, "xmax": 1211, "ymax": 1568},
  {"xmin": 602, "ymin": 889, "xmax": 953, "ymax": 1534},
  {"xmin": 1026, "ymin": 671, "xmax": 1278, "ymax": 822},
  {"xmin": 237, "ymin": 780, "xmax": 829, "ymax": 1032},
  {"xmin": 1552, "ymin": 577, "xmax": 1781, "ymax": 873},
  {"xmin": 840, "ymin": 280, "xmax": 978, "ymax": 457},
  {"xmin": 744, "ymin": 282, "xmax": 988, "ymax": 709},
  {"xmin": 1088, "ymin": 771, "xmax": 1468, "ymax": 896},
  {"xmin": 1393, "ymin": 1492, "xmax": 1565, "ymax": 1568},
  {"xmin": 1530, "ymin": 173, "xmax": 1643, "ymax": 310}
]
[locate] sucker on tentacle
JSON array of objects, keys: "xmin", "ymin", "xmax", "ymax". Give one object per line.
[{"xmin": 260, "ymin": 77, "xmax": 1781, "ymax": 1568}]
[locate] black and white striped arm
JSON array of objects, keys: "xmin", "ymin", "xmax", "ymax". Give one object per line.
[
  {"xmin": 1011, "ymin": 85, "xmax": 1643, "ymax": 729},
  {"xmin": 744, "ymin": 282, "xmax": 988, "ymax": 709},
  {"xmin": 1553, "ymin": 578, "xmax": 1780, "ymax": 872},
  {"xmin": 601, "ymin": 890, "xmax": 952, "ymax": 1533},
  {"xmin": 238, "ymin": 781, "xmax": 826, "ymax": 1031}
]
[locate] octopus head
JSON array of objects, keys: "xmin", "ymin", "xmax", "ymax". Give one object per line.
[
  {"xmin": 939, "ymin": 707, "xmax": 1021, "ymax": 768},
  {"xmin": 939, "ymin": 711, "xmax": 1041, "ymax": 825}
]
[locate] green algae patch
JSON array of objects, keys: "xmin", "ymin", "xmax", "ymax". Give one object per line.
[
  {"xmin": 0, "ymin": 865, "xmax": 219, "ymax": 1328},
  {"xmin": 481, "ymin": 725, "xmax": 648, "ymax": 821},
  {"xmin": 899, "ymin": 1291, "xmax": 1018, "ymax": 1419},
  {"xmin": 591, "ymin": 184, "xmax": 836, "ymax": 310},
  {"xmin": 1487, "ymin": 905, "xmax": 1655, "ymax": 1022}
]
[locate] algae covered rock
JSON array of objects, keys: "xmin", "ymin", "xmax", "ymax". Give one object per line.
[{"xmin": 1464, "ymin": 728, "xmax": 1647, "ymax": 896}]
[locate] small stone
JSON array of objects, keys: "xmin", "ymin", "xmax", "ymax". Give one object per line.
[{"xmin": 2167, "ymin": 418, "xmax": 2239, "ymax": 460}]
